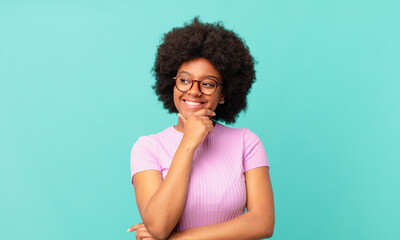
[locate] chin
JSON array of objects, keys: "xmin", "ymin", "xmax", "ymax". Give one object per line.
[{"xmin": 182, "ymin": 111, "xmax": 194, "ymax": 119}]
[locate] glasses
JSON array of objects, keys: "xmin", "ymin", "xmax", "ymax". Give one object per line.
[{"xmin": 173, "ymin": 75, "xmax": 223, "ymax": 95}]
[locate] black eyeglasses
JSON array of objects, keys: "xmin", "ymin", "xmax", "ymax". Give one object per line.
[{"xmin": 173, "ymin": 75, "xmax": 223, "ymax": 95}]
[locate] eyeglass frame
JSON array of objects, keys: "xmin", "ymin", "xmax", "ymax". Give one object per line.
[{"xmin": 173, "ymin": 75, "xmax": 223, "ymax": 95}]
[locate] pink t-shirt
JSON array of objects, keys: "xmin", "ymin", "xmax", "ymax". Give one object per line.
[{"xmin": 130, "ymin": 122, "xmax": 269, "ymax": 231}]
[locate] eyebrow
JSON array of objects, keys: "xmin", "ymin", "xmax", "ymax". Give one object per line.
[{"xmin": 177, "ymin": 71, "xmax": 221, "ymax": 81}]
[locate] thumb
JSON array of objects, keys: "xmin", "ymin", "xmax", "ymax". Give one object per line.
[{"xmin": 177, "ymin": 113, "xmax": 186, "ymax": 123}]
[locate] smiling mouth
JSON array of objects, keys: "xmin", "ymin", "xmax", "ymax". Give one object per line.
[
  {"xmin": 184, "ymin": 100, "xmax": 204, "ymax": 105},
  {"xmin": 183, "ymin": 99, "xmax": 206, "ymax": 108}
]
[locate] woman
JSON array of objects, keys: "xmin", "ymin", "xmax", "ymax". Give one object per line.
[{"xmin": 127, "ymin": 18, "xmax": 275, "ymax": 240}]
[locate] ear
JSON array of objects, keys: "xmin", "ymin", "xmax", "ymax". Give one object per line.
[{"xmin": 219, "ymin": 97, "xmax": 225, "ymax": 104}]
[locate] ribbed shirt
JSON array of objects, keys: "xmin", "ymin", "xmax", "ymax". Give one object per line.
[{"xmin": 130, "ymin": 122, "xmax": 269, "ymax": 231}]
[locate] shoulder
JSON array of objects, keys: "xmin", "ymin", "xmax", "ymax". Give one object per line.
[
  {"xmin": 214, "ymin": 122, "xmax": 246, "ymax": 135},
  {"xmin": 132, "ymin": 126, "xmax": 175, "ymax": 152},
  {"xmin": 215, "ymin": 122, "xmax": 261, "ymax": 141}
]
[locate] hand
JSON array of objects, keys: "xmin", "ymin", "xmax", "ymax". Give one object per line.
[
  {"xmin": 127, "ymin": 223, "xmax": 158, "ymax": 240},
  {"xmin": 178, "ymin": 109, "xmax": 216, "ymax": 149}
]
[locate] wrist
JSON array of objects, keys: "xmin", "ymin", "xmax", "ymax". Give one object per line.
[
  {"xmin": 179, "ymin": 136, "xmax": 198, "ymax": 152},
  {"xmin": 168, "ymin": 231, "xmax": 183, "ymax": 240}
]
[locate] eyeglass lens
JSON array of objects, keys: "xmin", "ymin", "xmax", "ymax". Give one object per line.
[{"xmin": 175, "ymin": 76, "xmax": 218, "ymax": 95}]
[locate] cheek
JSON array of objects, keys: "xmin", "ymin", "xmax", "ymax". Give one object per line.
[
  {"xmin": 207, "ymin": 98, "xmax": 220, "ymax": 111},
  {"xmin": 212, "ymin": 92, "xmax": 223, "ymax": 106}
]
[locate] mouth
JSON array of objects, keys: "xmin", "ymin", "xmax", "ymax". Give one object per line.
[{"xmin": 183, "ymin": 99, "xmax": 206, "ymax": 109}]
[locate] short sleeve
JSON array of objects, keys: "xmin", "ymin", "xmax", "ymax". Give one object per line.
[
  {"xmin": 130, "ymin": 136, "xmax": 161, "ymax": 184},
  {"xmin": 243, "ymin": 129, "xmax": 269, "ymax": 172}
]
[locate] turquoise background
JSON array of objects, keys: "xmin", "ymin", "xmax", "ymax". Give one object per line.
[{"xmin": 1, "ymin": 0, "xmax": 399, "ymax": 239}]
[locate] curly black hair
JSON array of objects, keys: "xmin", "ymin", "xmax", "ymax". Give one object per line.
[{"xmin": 152, "ymin": 17, "xmax": 256, "ymax": 124}]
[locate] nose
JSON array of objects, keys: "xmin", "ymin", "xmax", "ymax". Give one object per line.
[{"xmin": 187, "ymin": 80, "xmax": 202, "ymax": 96}]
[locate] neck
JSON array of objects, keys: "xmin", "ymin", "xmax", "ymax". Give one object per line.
[{"xmin": 174, "ymin": 117, "xmax": 185, "ymax": 133}]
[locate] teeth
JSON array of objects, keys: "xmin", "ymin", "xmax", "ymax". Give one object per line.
[{"xmin": 185, "ymin": 101, "xmax": 202, "ymax": 106}]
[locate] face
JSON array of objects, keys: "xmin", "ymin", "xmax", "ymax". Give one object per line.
[{"xmin": 173, "ymin": 57, "xmax": 224, "ymax": 120}]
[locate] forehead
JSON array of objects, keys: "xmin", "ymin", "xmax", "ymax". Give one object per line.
[{"xmin": 177, "ymin": 58, "xmax": 222, "ymax": 80}]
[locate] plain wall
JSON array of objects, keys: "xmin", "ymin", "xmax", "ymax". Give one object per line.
[{"xmin": 1, "ymin": 0, "xmax": 399, "ymax": 239}]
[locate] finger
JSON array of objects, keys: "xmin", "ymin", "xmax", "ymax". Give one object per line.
[
  {"xmin": 204, "ymin": 120, "xmax": 214, "ymax": 125},
  {"xmin": 137, "ymin": 225, "xmax": 156, "ymax": 238},
  {"xmin": 177, "ymin": 113, "xmax": 186, "ymax": 123},
  {"xmin": 192, "ymin": 108, "xmax": 216, "ymax": 117},
  {"xmin": 135, "ymin": 231, "xmax": 146, "ymax": 240},
  {"xmin": 197, "ymin": 115, "xmax": 214, "ymax": 124},
  {"xmin": 136, "ymin": 224, "xmax": 157, "ymax": 239},
  {"xmin": 199, "ymin": 115, "xmax": 214, "ymax": 121},
  {"xmin": 137, "ymin": 230, "xmax": 156, "ymax": 239},
  {"xmin": 127, "ymin": 224, "xmax": 140, "ymax": 232},
  {"xmin": 197, "ymin": 114, "xmax": 215, "ymax": 121},
  {"xmin": 198, "ymin": 123, "xmax": 214, "ymax": 135},
  {"xmin": 201, "ymin": 118, "xmax": 216, "ymax": 127}
]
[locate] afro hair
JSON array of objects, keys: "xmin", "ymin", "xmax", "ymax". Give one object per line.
[{"xmin": 152, "ymin": 17, "xmax": 256, "ymax": 124}]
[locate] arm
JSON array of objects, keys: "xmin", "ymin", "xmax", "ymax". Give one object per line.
[
  {"xmin": 132, "ymin": 110, "xmax": 215, "ymax": 240},
  {"xmin": 132, "ymin": 143, "xmax": 193, "ymax": 240},
  {"xmin": 169, "ymin": 166, "xmax": 275, "ymax": 240}
]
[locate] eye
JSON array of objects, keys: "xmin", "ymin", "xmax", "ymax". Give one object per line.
[
  {"xmin": 179, "ymin": 77, "xmax": 191, "ymax": 85},
  {"xmin": 201, "ymin": 80, "xmax": 216, "ymax": 88}
]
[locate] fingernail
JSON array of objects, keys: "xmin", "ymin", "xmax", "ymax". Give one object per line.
[
  {"xmin": 127, "ymin": 228, "xmax": 131, "ymax": 232},
  {"xmin": 212, "ymin": 112, "xmax": 216, "ymax": 116}
]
